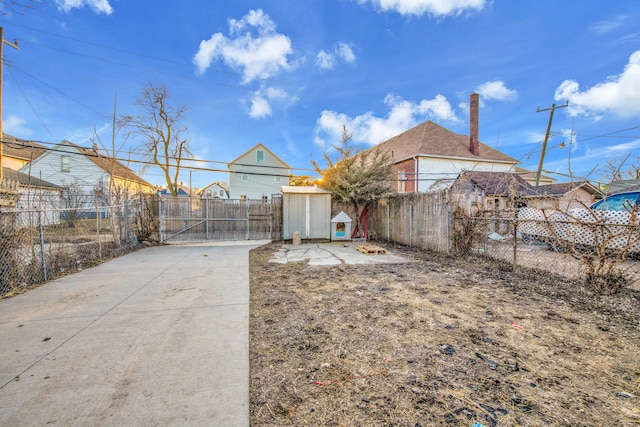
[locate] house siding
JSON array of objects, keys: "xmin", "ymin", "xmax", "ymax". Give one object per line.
[
  {"xmin": 229, "ymin": 145, "xmax": 290, "ymax": 200},
  {"xmin": 19, "ymin": 143, "xmax": 109, "ymax": 192},
  {"xmin": 416, "ymin": 157, "xmax": 514, "ymax": 192}
]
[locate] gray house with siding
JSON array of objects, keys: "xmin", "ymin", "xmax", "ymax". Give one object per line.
[{"xmin": 228, "ymin": 143, "xmax": 290, "ymax": 200}]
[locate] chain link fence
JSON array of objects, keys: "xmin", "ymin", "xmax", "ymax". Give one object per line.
[
  {"xmin": 452, "ymin": 213, "xmax": 640, "ymax": 293},
  {"xmin": 0, "ymin": 195, "xmax": 155, "ymax": 298}
]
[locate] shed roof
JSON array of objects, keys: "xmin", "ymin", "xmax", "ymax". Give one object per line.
[{"xmin": 282, "ymin": 185, "xmax": 331, "ymax": 194}]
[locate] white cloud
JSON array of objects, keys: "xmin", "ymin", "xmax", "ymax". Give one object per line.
[
  {"xmin": 316, "ymin": 50, "xmax": 335, "ymax": 69},
  {"xmin": 358, "ymin": 0, "xmax": 486, "ymax": 17},
  {"xmin": 476, "ymin": 80, "xmax": 517, "ymax": 101},
  {"xmin": 3, "ymin": 115, "xmax": 32, "ymax": 136},
  {"xmin": 336, "ymin": 42, "xmax": 356, "ymax": 63},
  {"xmin": 316, "ymin": 42, "xmax": 356, "ymax": 70},
  {"xmin": 193, "ymin": 9, "xmax": 294, "ymax": 83},
  {"xmin": 248, "ymin": 86, "xmax": 296, "ymax": 119},
  {"xmin": 314, "ymin": 93, "xmax": 459, "ymax": 147},
  {"xmin": 55, "ymin": 0, "xmax": 113, "ymax": 14},
  {"xmin": 589, "ymin": 15, "xmax": 628, "ymax": 35},
  {"xmin": 554, "ymin": 50, "xmax": 640, "ymax": 119}
]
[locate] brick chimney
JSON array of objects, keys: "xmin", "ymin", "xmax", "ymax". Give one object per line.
[{"xmin": 469, "ymin": 92, "xmax": 480, "ymax": 156}]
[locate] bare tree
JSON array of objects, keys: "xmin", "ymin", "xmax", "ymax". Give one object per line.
[
  {"xmin": 602, "ymin": 155, "xmax": 640, "ymax": 182},
  {"xmin": 314, "ymin": 125, "xmax": 395, "ymax": 238},
  {"xmin": 120, "ymin": 82, "xmax": 190, "ymax": 197},
  {"xmin": 0, "ymin": 0, "xmax": 40, "ymax": 15}
]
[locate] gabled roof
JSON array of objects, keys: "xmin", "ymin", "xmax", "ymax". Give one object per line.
[
  {"xmin": 515, "ymin": 167, "xmax": 555, "ymax": 184},
  {"xmin": 2, "ymin": 167, "xmax": 60, "ymax": 189},
  {"xmin": 198, "ymin": 181, "xmax": 229, "ymax": 197},
  {"xmin": 454, "ymin": 171, "xmax": 531, "ymax": 196},
  {"xmin": 2, "ymin": 134, "xmax": 47, "ymax": 161},
  {"xmin": 228, "ymin": 142, "xmax": 290, "ymax": 168},
  {"xmin": 159, "ymin": 186, "xmax": 190, "ymax": 196},
  {"xmin": 58, "ymin": 140, "xmax": 152, "ymax": 188},
  {"xmin": 606, "ymin": 179, "xmax": 640, "ymax": 195},
  {"xmin": 376, "ymin": 120, "xmax": 517, "ymax": 164},
  {"xmin": 530, "ymin": 181, "xmax": 602, "ymax": 198}
]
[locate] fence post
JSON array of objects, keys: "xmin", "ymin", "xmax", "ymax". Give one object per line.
[
  {"xmin": 387, "ymin": 201, "xmax": 390, "ymax": 241},
  {"xmin": 139, "ymin": 193, "xmax": 145, "ymax": 239},
  {"xmin": 158, "ymin": 197, "xmax": 164, "ymax": 243},
  {"xmin": 205, "ymin": 198, "xmax": 210, "ymax": 240},
  {"xmin": 445, "ymin": 202, "xmax": 451, "ymax": 253},
  {"xmin": 38, "ymin": 210, "xmax": 47, "ymax": 281},
  {"xmin": 245, "ymin": 199, "xmax": 250, "ymax": 240},
  {"xmin": 124, "ymin": 200, "xmax": 130, "ymax": 243},
  {"xmin": 512, "ymin": 221, "xmax": 518, "ymax": 271},
  {"xmin": 409, "ymin": 202, "xmax": 413, "ymax": 247}
]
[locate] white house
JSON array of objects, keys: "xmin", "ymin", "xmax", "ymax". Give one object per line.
[
  {"xmin": 373, "ymin": 93, "xmax": 519, "ymax": 193},
  {"xmin": 2, "ymin": 167, "xmax": 62, "ymax": 226},
  {"xmin": 18, "ymin": 140, "xmax": 153, "ymax": 196},
  {"xmin": 199, "ymin": 181, "xmax": 229, "ymax": 199},
  {"xmin": 228, "ymin": 143, "xmax": 290, "ymax": 200}
]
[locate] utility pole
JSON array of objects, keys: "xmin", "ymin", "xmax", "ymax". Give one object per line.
[
  {"xmin": 535, "ymin": 101, "xmax": 568, "ymax": 186},
  {"xmin": 0, "ymin": 27, "xmax": 19, "ymax": 180}
]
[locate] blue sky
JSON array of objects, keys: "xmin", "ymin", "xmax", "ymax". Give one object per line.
[{"xmin": 2, "ymin": 0, "xmax": 640, "ymax": 189}]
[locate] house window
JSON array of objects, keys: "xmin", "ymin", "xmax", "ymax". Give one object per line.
[
  {"xmin": 398, "ymin": 171, "xmax": 406, "ymax": 193},
  {"xmin": 241, "ymin": 174, "xmax": 249, "ymax": 182},
  {"xmin": 61, "ymin": 155, "xmax": 70, "ymax": 173},
  {"xmin": 256, "ymin": 150, "xmax": 264, "ymax": 163},
  {"xmin": 274, "ymin": 176, "xmax": 282, "ymax": 183},
  {"xmin": 219, "ymin": 189, "xmax": 225, "ymax": 197}
]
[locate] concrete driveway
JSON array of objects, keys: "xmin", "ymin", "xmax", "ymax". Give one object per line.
[{"xmin": 0, "ymin": 241, "xmax": 268, "ymax": 427}]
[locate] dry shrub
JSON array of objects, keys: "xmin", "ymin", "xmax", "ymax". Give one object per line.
[{"xmin": 451, "ymin": 213, "xmax": 485, "ymax": 255}]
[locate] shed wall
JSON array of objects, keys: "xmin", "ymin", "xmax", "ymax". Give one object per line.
[{"xmin": 282, "ymin": 193, "xmax": 331, "ymax": 239}]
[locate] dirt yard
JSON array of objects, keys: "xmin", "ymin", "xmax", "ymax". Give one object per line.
[{"xmin": 249, "ymin": 242, "xmax": 640, "ymax": 426}]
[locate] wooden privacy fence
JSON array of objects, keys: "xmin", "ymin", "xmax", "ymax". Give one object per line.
[
  {"xmin": 333, "ymin": 190, "xmax": 451, "ymax": 253},
  {"xmin": 159, "ymin": 196, "xmax": 282, "ymax": 242}
]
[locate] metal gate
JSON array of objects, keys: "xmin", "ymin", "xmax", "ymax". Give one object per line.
[{"xmin": 158, "ymin": 196, "xmax": 282, "ymax": 242}]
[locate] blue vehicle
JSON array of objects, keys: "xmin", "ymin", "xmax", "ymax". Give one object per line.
[{"xmin": 590, "ymin": 191, "xmax": 640, "ymax": 212}]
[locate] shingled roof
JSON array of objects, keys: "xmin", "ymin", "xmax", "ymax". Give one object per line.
[
  {"xmin": 61, "ymin": 140, "xmax": 152, "ymax": 188},
  {"xmin": 455, "ymin": 171, "xmax": 531, "ymax": 196},
  {"xmin": 2, "ymin": 134, "xmax": 47, "ymax": 161},
  {"xmin": 375, "ymin": 120, "xmax": 518, "ymax": 164},
  {"xmin": 2, "ymin": 167, "xmax": 60, "ymax": 189},
  {"xmin": 529, "ymin": 181, "xmax": 602, "ymax": 198}
]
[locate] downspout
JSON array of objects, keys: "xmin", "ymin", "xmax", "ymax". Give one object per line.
[{"xmin": 413, "ymin": 156, "xmax": 418, "ymax": 192}]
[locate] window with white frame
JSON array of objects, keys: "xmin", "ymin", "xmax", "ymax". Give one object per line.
[
  {"xmin": 61, "ymin": 155, "xmax": 70, "ymax": 173},
  {"xmin": 241, "ymin": 174, "xmax": 249, "ymax": 182},
  {"xmin": 256, "ymin": 150, "xmax": 264, "ymax": 163},
  {"xmin": 274, "ymin": 176, "xmax": 282, "ymax": 183}
]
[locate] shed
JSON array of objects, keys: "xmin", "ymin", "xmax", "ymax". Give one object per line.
[
  {"xmin": 282, "ymin": 186, "xmax": 332, "ymax": 241},
  {"xmin": 331, "ymin": 211, "xmax": 352, "ymax": 241}
]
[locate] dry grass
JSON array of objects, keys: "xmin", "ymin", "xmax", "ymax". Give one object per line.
[{"xmin": 250, "ymin": 242, "xmax": 640, "ymax": 426}]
